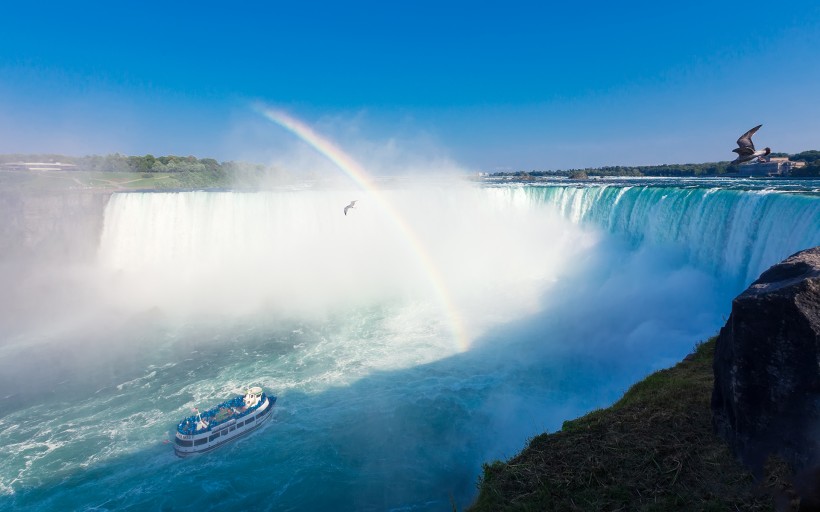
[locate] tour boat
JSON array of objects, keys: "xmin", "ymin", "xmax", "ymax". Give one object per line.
[{"xmin": 174, "ymin": 386, "xmax": 276, "ymax": 456}]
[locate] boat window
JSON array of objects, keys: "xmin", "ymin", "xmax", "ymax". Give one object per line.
[
  {"xmin": 246, "ymin": 416, "xmax": 255, "ymax": 423},
  {"xmin": 209, "ymin": 433, "xmax": 220, "ymax": 442},
  {"xmin": 194, "ymin": 438, "xmax": 208, "ymax": 446},
  {"xmin": 229, "ymin": 426, "xmax": 235, "ymax": 431},
  {"xmin": 236, "ymin": 421, "xmax": 244, "ymax": 427},
  {"xmin": 175, "ymin": 438, "xmax": 193, "ymax": 447}
]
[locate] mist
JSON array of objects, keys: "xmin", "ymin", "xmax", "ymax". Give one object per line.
[
  {"xmin": 0, "ymin": 178, "xmax": 768, "ymax": 398},
  {"xmin": 94, "ymin": 187, "xmax": 592, "ymax": 350},
  {"xmin": 0, "ymin": 181, "xmax": 735, "ymax": 418}
]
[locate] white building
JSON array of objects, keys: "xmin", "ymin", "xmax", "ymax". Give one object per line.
[
  {"xmin": 738, "ymin": 157, "xmax": 806, "ymax": 176},
  {"xmin": 0, "ymin": 161, "xmax": 78, "ymax": 172}
]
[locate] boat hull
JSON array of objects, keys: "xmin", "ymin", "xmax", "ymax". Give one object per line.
[{"xmin": 174, "ymin": 395, "xmax": 275, "ymax": 457}]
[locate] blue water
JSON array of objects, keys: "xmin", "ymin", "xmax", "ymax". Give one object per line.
[{"xmin": 1, "ymin": 179, "xmax": 819, "ymax": 511}]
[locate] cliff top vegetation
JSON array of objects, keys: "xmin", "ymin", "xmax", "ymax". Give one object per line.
[
  {"xmin": 0, "ymin": 153, "xmax": 285, "ymax": 192},
  {"xmin": 468, "ymin": 338, "xmax": 797, "ymax": 511}
]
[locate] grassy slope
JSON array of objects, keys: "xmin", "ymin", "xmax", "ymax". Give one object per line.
[{"xmin": 468, "ymin": 338, "xmax": 789, "ymax": 511}]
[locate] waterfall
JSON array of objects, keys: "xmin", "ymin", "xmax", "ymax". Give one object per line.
[
  {"xmin": 500, "ymin": 184, "xmax": 820, "ymax": 286},
  {"xmin": 96, "ymin": 184, "xmax": 820, "ymax": 327},
  {"xmin": 95, "ymin": 187, "xmax": 590, "ymax": 346},
  {"xmin": 7, "ymin": 180, "xmax": 820, "ymax": 511}
]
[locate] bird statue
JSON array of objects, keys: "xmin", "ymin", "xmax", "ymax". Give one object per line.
[
  {"xmin": 344, "ymin": 200, "xmax": 357, "ymax": 215},
  {"xmin": 731, "ymin": 124, "xmax": 771, "ymax": 165}
]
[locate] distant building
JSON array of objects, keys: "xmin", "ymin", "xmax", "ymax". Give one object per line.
[
  {"xmin": 738, "ymin": 156, "xmax": 806, "ymax": 176},
  {"xmin": 0, "ymin": 161, "xmax": 78, "ymax": 172}
]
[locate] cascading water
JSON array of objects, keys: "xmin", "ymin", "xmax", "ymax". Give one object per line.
[
  {"xmin": 514, "ymin": 182, "xmax": 820, "ymax": 286},
  {"xmin": 1, "ymin": 180, "xmax": 819, "ymax": 511},
  {"xmin": 94, "ymin": 187, "xmax": 586, "ymax": 349}
]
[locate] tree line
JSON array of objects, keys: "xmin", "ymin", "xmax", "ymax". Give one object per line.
[
  {"xmin": 0, "ymin": 153, "xmax": 282, "ymax": 187},
  {"xmin": 0, "ymin": 153, "xmax": 267, "ymax": 175},
  {"xmin": 789, "ymin": 150, "xmax": 820, "ymax": 177},
  {"xmin": 489, "ymin": 150, "xmax": 820, "ymax": 178}
]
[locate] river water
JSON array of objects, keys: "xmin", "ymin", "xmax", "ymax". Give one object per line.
[{"xmin": 1, "ymin": 178, "xmax": 819, "ymax": 511}]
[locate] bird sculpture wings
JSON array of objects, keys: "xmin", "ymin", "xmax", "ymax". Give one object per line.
[{"xmin": 733, "ymin": 124, "xmax": 762, "ymax": 157}]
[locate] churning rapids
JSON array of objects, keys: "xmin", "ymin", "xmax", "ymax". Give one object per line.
[{"xmin": 1, "ymin": 178, "xmax": 819, "ymax": 511}]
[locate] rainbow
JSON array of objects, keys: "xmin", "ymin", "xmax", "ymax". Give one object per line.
[{"xmin": 257, "ymin": 106, "xmax": 469, "ymax": 352}]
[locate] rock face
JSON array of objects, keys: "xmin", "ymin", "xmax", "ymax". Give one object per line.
[
  {"xmin": 0, "ymin": 190, "xmax": 110, "ymax": 264},
  {"xmin": 712, "ymin": 247, "xmax": 820, "ymax": 474},
  {"xmin": 0, "ymin": 190, "xmax": 111, "ymax": 338}
]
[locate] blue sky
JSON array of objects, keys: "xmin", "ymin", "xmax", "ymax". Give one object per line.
[{"xmin": 1, "ymin": 1, "xmax": 819, "ymax": 171}]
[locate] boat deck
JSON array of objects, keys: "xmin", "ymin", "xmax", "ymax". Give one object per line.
[{"xmin": 177, "ymin": 393, "xmax": 267, "ymax": 436}]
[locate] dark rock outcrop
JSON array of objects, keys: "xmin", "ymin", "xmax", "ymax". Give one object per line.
[{"xmin": 712, "ymin": 247, "xmax": 820, "ymax": 475}]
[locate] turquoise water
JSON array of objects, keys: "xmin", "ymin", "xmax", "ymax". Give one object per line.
[{"xmin": 1, "ymin": 180, "xmax": 819, "ymax": 511}]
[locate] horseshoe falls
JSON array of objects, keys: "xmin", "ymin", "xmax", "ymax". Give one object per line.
[{"xmin": 1, "ymin": 179, "xmax": 819, "ymax": 511}]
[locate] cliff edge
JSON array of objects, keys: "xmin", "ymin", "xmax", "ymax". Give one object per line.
[{"xmin": 470, "ymin": 247, "xmax": 820, "ymax": 511}]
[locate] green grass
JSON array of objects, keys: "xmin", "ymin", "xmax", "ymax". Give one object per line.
[
  {"xmin": 0, "ymin": 170, "xmax": 222, "ymax": 192},
  {"xmin": 467, "ymin": 338, "xmax": 792, "ymax": 511}
]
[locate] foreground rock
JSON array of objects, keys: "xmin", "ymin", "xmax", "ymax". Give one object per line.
[{"xmin": 712, "ymin": 247, "xmax": 820, "ymax": 481}]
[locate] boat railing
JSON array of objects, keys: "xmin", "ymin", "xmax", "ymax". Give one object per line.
[{"xmin": 177, "ymin": 393, "xmax": 267, "ymax": 435}]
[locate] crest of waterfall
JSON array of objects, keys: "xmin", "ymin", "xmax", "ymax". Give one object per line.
[{"xmin": 497, "ymin": 184, "xmax": 820, "ymax": 287}]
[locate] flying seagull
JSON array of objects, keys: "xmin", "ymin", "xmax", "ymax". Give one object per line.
[
  {"xmin": 731, "ymin": 124, "xmax": 771, "ymax": 165},
  {"xmin": 344, "ymin": 200, "xmax": 357, "ymax": 215}
]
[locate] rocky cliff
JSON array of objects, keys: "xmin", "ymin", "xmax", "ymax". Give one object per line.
[
  {"xmin": 0, "ymin": 190, "xmax": 111, "ymax": 339},
  {"xmin": 0, "ymin": 190, "xmax": 110, "ymax": 264},
  {"xmin": 712, "ymin": 246, "xmax": 820, "ymax": 504}
]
